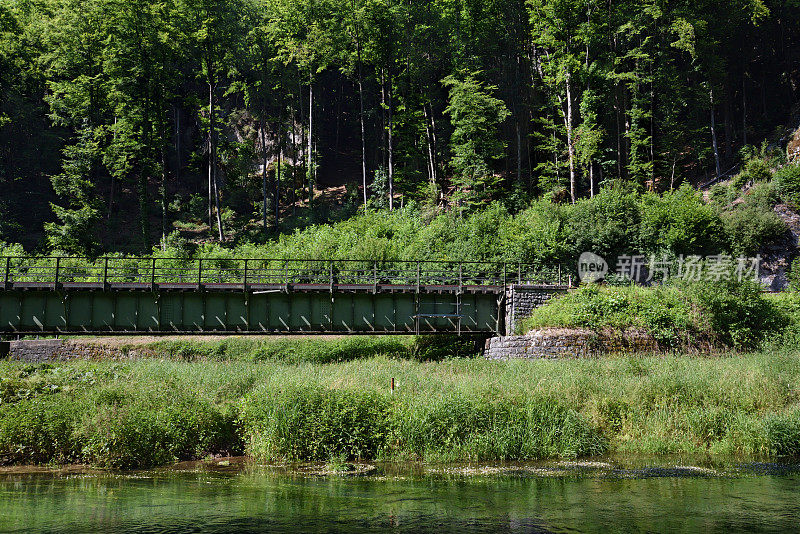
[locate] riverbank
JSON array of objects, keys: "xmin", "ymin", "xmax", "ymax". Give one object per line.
[{"xmin": 2, "ymin": 352, "xmax": 799, "ymax": 468}]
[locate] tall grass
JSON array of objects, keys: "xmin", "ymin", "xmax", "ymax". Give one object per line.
[
  {"xmin": 1, "ymin": 353, "xmax": 799, "ymax": 468},
  {"xmin": 129, "ymin": 334, "xmax": 482, "ymax": 363}
]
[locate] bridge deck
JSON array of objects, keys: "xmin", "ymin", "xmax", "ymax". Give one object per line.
[{"xmin": 1, "ymin": 257, "xmax": 568, "ymax": 336}]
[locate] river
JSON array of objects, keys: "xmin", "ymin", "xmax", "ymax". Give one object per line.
[{"xmin": 1, "ymin": 460, "xmax": 799, "ymax": 533}]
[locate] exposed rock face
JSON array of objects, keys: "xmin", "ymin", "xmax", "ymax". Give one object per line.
[
  {"xmin": 788, "ymin": 128, "xmax": 800, "ymax": 163},
  {"xmin": 760, "ymin": 203, "xmax": 800, "ymax": 290}
]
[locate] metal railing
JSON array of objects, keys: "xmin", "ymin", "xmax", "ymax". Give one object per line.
[{"xmin": 1, "ymin": 256, "xmax": 569, "ymax": 290}]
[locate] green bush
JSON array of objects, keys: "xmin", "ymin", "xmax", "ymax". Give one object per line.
[
  {"xmin": 721, "ymin": 205, "xmax": 786, "ymax": 257},
  {"xmin": 567, "ymin": 184, "xmax": 641, "ymax": 265},
  {"xmin": 741, "ymin": 181, "xmax": 780, "ymax": 211},
  {"xmin": 731, "ymin": 156, "xmax": 772, "ymax": 190},
  {"xmin": 239, "ymin": 386, "xmax": 391, "ymax": 461},
  {"xmin": 76, "ymin": 388, "xmax": 240, "ymax": 469},
  {"xmin": 773, "ymin": 163, "xmax": 800, "ymax": 205},
  {"xmin": 639, "ymin": 185, "xmax": 726, "ymax": 257},
  {"xmin": 521, "ymin": 280, "xmax": 786, "ymax": 350},
  {"xmin": 3, "ymin": 354, "xmax": 800, "ymax": 465},
  {"xmin": 0, "ymin": 396, "xmax": 85, "ymax": 464},
  {"xmin": 692, "ymin": 279, "xmax": 787, "ymax": 349}
]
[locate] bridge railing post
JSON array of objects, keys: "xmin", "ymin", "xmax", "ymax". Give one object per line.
[
  {"xmin": 103, "ymin": 258, "xmax": 109, "ymax": 289},
  {"xmin": 54, "ymin": 257, "xmax": 60, "ymax": 290},
  {"xmin": 329, "ymin": 261, "xmax": 334, "ymax": 293},
  {"xmin": 502, "ymin": 263, "xmax": 507, "ymax": 288},
  {"xmin": 150, "ymin": 257, "xmax": 156, "ymax": 291},
  {"xmin": 197, "ymin": 259, "xmax": 203, "ymax": 290},
  {"xmin": 416, "ymin": 262, "xmax": 420, "ymax": 293},
  {"xmin": 243, "ymin": 259, "xmax": 248, "ymax": 292},
  {"xmin": 373, "ymin": 261, "xmax": 378, "ymax": 294},
  {"xmin": 458, "ymin": 263, "xmax": 462, "ymax": 294}
]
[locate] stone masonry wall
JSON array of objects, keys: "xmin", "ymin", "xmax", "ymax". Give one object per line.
[
  {"xmin": 484, "ymin": 328, "xmax": 660, "ymax": 360},
  {"xmin": 2, "ymin": 339, "xmax": 160, "ymax": 362},
  {"xmin": 505, "ymin": 286, "xmax": 564, "ymax": 335}
]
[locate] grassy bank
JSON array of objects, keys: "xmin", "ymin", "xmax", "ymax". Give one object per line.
[
  {"xmin": 519, "ymin": 281, "xmax": 793, "ymax": 350},
  {"xmin": 123, "ymin": 335, "xmax": 483, "ymax": 363},
  {"xmin": 2, "ymin": 353, "xmax": 800, "ymax": 468}
]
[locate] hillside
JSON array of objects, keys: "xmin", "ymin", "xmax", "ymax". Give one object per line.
[{"xmin": 1, "ymin": 0, "xmax": 799, "ymax": 254}]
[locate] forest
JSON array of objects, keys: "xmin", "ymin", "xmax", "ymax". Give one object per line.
[{"xmin": 0, "ymin": 0, "xmax": 799, "ymax": 255}]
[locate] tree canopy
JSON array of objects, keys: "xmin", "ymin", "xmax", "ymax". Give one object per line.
[{"xmin": 0, "ymin": 0, "xmax": 798, "ymax": 253}]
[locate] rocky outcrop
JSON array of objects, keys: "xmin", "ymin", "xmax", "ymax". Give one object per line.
[
  {"xmin": 788, "ymin": 128, "xmax": 800, "ymax": 163},
  {"xmin": 760, "ymin": 203, "xmax": 800, "ymax": 290}
]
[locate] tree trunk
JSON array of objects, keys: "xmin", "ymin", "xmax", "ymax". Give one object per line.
[
  {"xmin": 109, "ymin": 116, "xmax": 117, "ymax": 219},
  {"xmin": 423, "ymin": 103, "xmax": 436, "ymax": 185},
  {"xmin": 358, "ymin": 50, "xmax": 367, "ymax": 206},
  {"xmin": 261, "ymin": 114, "xmax": 268, "ymax": 232},
  {"xmin": 742, "ymin": 76, "xmax": 748, "ymax": 146},
  {"xmin": 307, "ymin": 74, "xmax": 313, "ymax": 209},
  {"xmin": 710, "ymin": 87, "xmax": 721, "ymax": 178},
  {"xmin": 516, "ymin": 113, "xmax": 522, "ymax": 187},
  {"xmin": 275, "ymin": 116, "xmax": 282, "ymax": 230},
  {"xmin": 387, "ymin": 76, "xmax": 394, "ymax": 210},
  {"xmin": 381, "ymin": 69, "xmax": 387, "ymax": 170},
  {"xmin": 723, "ymin": 86, "xmax": 733, "ymax": 161},
  {"xmin": 564, "ymin": 73, "xmax": 576, "ymax": 203},
  {"xmin": 208, "ymin": 81, "xmax": 214, "ymax": 229},
  {"xmin": 140, "ymin": 97, "xmax": 151, "ymax": 251},
  {"xmin": 174, "ymin": 106, "xmax": 180, "ymax": 188},
  {"xmin": 208, "ymin": 77, "xmax": 223, "ymax": 242},
  {"xmin": 161, "ymin": 135, "xmax": 167, "ymax": 249}
]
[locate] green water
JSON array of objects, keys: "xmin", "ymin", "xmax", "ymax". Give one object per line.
[{"xmin": 1, "ymin": 462, "xmax": 799, "ymax": 533}]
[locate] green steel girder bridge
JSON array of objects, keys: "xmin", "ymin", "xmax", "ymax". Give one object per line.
[{"xmin": 0, "ymin": 257, "xmax": 569, "ymax": 336}]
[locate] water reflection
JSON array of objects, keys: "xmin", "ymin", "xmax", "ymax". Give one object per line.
[{"xmin": 0, "ymin": 462, "xmax": 798, "ymax": 533}]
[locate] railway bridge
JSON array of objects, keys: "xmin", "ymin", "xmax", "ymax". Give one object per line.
[{"xmin": 0, "ymin": 257, "xmax": 570, "ymax": 336}]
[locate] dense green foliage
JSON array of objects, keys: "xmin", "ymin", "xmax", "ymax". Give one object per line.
[
  {"xmin": 522, "ymin": 281, "xmax": 788, "ymax": 349},
  {"xmin": 2, "ymin": 353, "xmax": 800, "ymax": 467},
  {"xmin": 0, "ymin": 0, "xmax": 798, "ymax": 251},
  {"xmin": 0, "ymin": 179, "xmax": 788, "ymax": 277}
]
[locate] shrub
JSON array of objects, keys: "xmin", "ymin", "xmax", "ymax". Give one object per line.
[
  {"xmin": 567, "ymin": 184, "xmax": 641, "ymax": 264},
  {"xmin": 147, "ymin": 336, "xmax": 413, "ymax": 364},
  {"xmin": 731, "ymin": 156, "xmax": 772, "ymax": 190},
  {"xmin": 239, "ymin": 386, "xmax": 391, "ymax": 461},
  {"xmin": 639, "ymin": 185, "xmax": 726, "ymax": 257},
  {"xmin": 0, "ymin": 396, "xmax": 84, "ymax": 463},
  {"xmin": 773, "ymin": 163, "xmax": 800, "ymax": 206},
  {"xmin": 692, "ymin": 279, "xmax": 787, "ymax": 349},
  {"xmin": 741, "ymin": 181, "xmax": 780, "ymax": 211},
  {"xmin": 721, "ymin": 205, "xmax": 786, "ymax": 257},
  {"xmin": 521, "ymin": 280, "xmax": 786, "ymax": 350},
  {"xmin": 76, "ymin": 388, "xmax": 240, "ymax": 469}
]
